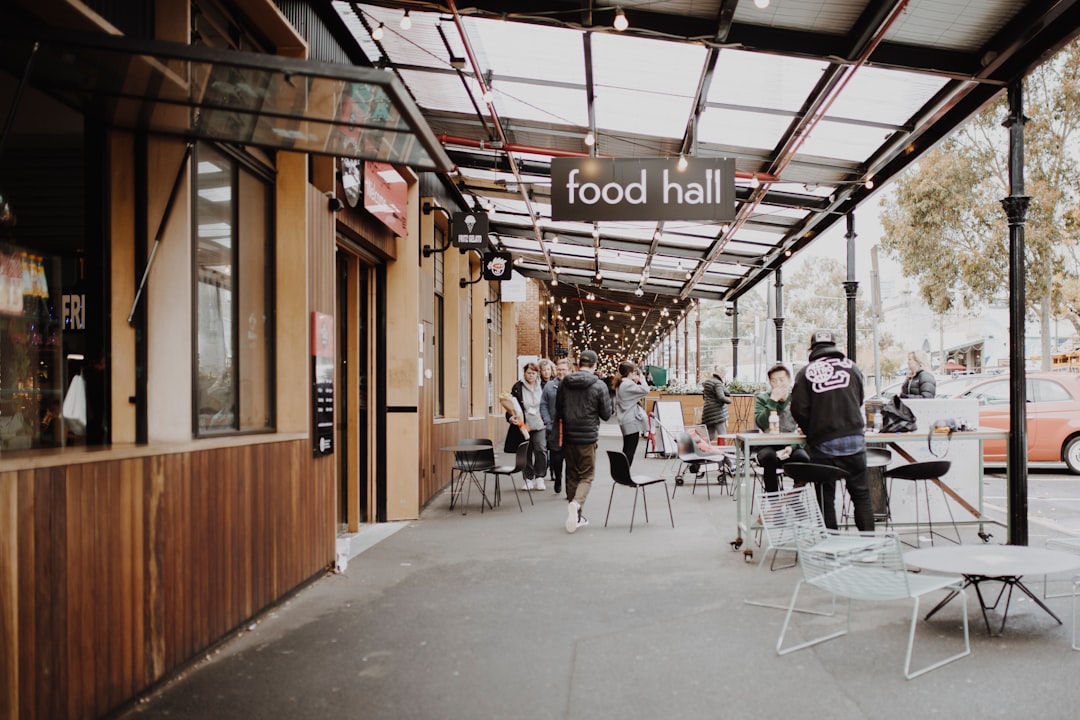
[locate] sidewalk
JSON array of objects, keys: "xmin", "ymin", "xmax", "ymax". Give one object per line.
[{"xmin": 116, "ymin": 423, "xmax": 1080, "ymax": 719}]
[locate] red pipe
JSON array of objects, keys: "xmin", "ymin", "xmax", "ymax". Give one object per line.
[{"xmin": 437, "ymin": 133, "xmax": 779, "ymax": 182}]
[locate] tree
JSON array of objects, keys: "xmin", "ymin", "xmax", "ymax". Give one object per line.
[
  {"xmin": 880, "ymin": 39, "xmax": 1080, "ymax": 367},
  {"xmin": 781, "ymin": 256, "xmax": 901, "ymax": 381}
]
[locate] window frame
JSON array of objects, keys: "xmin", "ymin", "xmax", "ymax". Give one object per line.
[{"xmin": 191, "ymin": 141, "xmax": 277, "ymax": 437}]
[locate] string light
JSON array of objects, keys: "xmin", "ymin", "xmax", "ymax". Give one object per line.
[
  {"xmin": 584, "ymin": 131, "xmax": 595, "ymax": 147},
  {"xmin": 613, "ymin": 7, "xmax": 629, "ymax": 31},
  {"xmin": 400, "ymin": 9, "xmax": 412, "ymax": 30},
  {"xmin": 754, "ymin": 0, "xmax": 770, "ymax": 8},
  {"xmin": 372, "ymin": 23, "xmax": 385, "ymax": 41},
  {"xmin": 677, "ymin": 154, "xmax": 688, "ymax": 171}
]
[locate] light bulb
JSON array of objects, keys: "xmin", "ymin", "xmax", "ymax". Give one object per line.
[
  {"xmin": 372, "ymin": 23, "xmax": 385, "ymax": 41},
  {"xmin": 865, "ymin": 178, "xmax": 875, "ymax": 189},
  {"xmin": 754, "ymin": 0, "xmax": 770, "ymax": 7},
  {"xmin": 613, "ymin": 7, "xmax": 629, "ymax": 31},
  {"xmin": 635, "ymin": 287, "xmax": 644, "ymax": 297},
  {"xmin": 584, "ymin": 131, "xmax": 595, "ymax": 147},
  {"xmin": 400, "ymin": 10, "xmax": 412, "ymax": 30},
  {"xmin": 677, "ymin": 154, "xmax": 688, "ymax": 170}
]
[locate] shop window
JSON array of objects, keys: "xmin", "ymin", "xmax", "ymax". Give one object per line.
[{"xmin": 194, "ymin": 143, "xmax": 274, "ymax": 435}]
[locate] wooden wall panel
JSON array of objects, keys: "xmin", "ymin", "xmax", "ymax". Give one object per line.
[{"xmin": 0, "ymin": 438, "xmax": 335, "ymax": 720}]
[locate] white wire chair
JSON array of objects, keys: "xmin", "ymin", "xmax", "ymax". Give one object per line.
[{"xmin": 776, "ymin": 524, "xmax": 971, "ymax": 680}]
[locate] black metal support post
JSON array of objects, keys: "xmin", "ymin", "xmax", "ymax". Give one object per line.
[
  {"xmin": 731, "ymin": 300, "xmax": 739, "ymax": 378},
  {"xmin": 773, "ymin": 269, "xmax": 784, "ymax": 362},
  {"xmin": 1003, "ymin": 80, "xmax": 1030, "ymax": 546},
  {"xmin": 843, "ymin": 212, "xmax": 859, "ymax": 362}
]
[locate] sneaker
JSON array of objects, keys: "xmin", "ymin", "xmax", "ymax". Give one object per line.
[
  {"xmin": 566, "ymin": 500, "xmax": 580, "ymax": 533},
  {"xmin": 533, "ymin": 480, "xmax": 547, "ymax": 491},
  {"xmin": 522, "ymin": 479, "xmax": 534, "ymax": 491},
  {"xmin": 576, "ymin": 515, "xmax": 589, "ymax": 530}
]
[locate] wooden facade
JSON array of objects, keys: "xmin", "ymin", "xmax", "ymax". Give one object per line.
[{"xmin": 0, "ymin": 439, "xmax": 334, "ymax": 720}]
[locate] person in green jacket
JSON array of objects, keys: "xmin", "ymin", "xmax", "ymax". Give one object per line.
[{"xmin": 753, "ymin": 363, "xmax": 808, "ymax": 492}]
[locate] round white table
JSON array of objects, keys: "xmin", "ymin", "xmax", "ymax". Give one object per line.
[{"xmin": 905, "ymin": 544, "xmax": 1080, "ymax": 634}]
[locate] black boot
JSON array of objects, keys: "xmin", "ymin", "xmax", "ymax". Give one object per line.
[{"xmin": 553, "ymin": 477, "xmax": 562, "ymax": 494}]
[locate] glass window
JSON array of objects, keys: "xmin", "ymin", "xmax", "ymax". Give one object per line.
[
  {"xmin": 1035, "ymin": 379, "xmax": 1072, "ymax": 403},
  {"xmin": 965, "ymin": 380, "xmax": 1010, "ymax": 406},
  {"xmin": 194, "ymin": 143, "xmax": 274, "ymax": 435}
]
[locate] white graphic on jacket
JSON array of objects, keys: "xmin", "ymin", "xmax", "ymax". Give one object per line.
[{"xmin": 805, "ymin": 357, "xmax": 853, "ymax": 392}]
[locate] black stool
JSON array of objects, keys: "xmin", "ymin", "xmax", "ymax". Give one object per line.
[
  {"xmin": 840, "ymin": 448, "xmax": 892, "ymax": 528},
  {"xmin": 781, "ymin": 462, "xmax": 850, "ymax": 529},
  {"xmin": 884, "ymin": 460, "xmax": 958, "ymax": 547}
]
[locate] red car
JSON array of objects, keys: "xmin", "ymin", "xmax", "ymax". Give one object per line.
[{"xmin": 954, "ymin": 372, "xmax": 1080, "ymax": 473}]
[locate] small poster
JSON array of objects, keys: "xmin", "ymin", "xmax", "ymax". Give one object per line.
[{"xmin": 312, "ymin": 312, "xmax": 334, "ymax": 457}]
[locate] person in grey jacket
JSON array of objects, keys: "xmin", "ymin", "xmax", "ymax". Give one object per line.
[
  {"xmin": 700, "ymin": 366, "xmax": 732, "ymax": 441},
  {"xmin": 554, "ymin": 350, "xmax": 612, "ymax": 533},
  {"xmin": 614, "ymin": 360, "xmax": 650, "ymax": 467}
]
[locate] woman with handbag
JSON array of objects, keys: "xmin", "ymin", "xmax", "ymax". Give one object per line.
[
  {"xmin": 507, "ymin": 362, "xmax": 547, "ymax": 490},
  {"xmin": 614, "ymin": 360, "xmax": 650, "ymax": 467},
  {"xmin": 900, "ymin": 350, "xmax": 937, "ymax": 398}
]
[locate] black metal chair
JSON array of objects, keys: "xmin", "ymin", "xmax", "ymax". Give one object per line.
[
  {"xmin": 604, "ymin": 450, "xmax": 674, "ymax": 533},
  {"xmin": 884, "ymin": 460, "xmax": 958, "ymax": 546},
  {"xmin": 449, "ymin": 439, "xmax": 495, "ymax": 512},
  {"xmin": 483, "ymin": 441, "xmax": 532, "ymax": 511}
]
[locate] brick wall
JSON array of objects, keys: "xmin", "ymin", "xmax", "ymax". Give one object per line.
[{"xmin": 515, "ymin": 279, "xmax": 542, "ymax": 356}]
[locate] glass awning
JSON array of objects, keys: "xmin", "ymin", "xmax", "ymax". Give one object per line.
[{"xmin": 0, "ymin": 27, "xmax": 453, "ymax": 172}]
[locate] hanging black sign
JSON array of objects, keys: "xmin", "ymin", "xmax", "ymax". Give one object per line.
[
  {"xmin": 452, "ymin": 210, "xmax": 488, "ymax": 249},
  {"xmin": 550, "ymin": 157, "xmax": 736, "ymax": 222},
  {"xmin": 482, "ymin": 252, "xmax": 513, "ymax": 281}
]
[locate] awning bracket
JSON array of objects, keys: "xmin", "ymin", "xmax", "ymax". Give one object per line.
[{"xmin": 127, "ymin": 141, "xmax": 193, "ymax": 326}]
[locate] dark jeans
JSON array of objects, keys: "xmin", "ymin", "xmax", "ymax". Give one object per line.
[
  {"xmin": 756, "ymin": 446, "xmax": 809, "ymax": 493},
  {"xmin": 622, "ymin": 432, "xmax": 640, "ymax": 467},
  {"xmin": 547, "ymin": 442, "xmax": 564, "ymax": 483},
  {"xmin": 807, "ymin": 449, "xmax": 873, "ymax": 532}
]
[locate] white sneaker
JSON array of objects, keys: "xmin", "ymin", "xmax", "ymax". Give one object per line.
[
  {"xmin": 566, "ymin": 500, "xmax": 580, "ymax": 533},
  {"xmin": 576, "ymin": 515, "xmax": 589, "ymax": 530},
  {"xmin": 533, "ymin": 480, "xmax": 547, "ymax": 491},
  {"xmin": 522, "ymin": 479, "xmax": 534, "ymax": 491}
]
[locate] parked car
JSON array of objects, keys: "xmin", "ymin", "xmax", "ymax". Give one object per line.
[
  {"xmin": 953, "ymin": 372, "xmax": 1080, "ymax": 474},
  {"xmin": 872, "ymin": 374, "xmax": 986, "ymax": 401}
]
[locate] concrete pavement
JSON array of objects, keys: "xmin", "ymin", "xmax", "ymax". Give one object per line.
[{"xmin": 115, "ymin": 423, "xmax": 1080, "ymax": 720}]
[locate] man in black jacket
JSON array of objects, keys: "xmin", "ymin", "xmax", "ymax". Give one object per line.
[
  {"xmin": 790, "ymin": 329, "xmax": 874, "ymax": 532},
  {"xmin": 555, "ymin": 350, "xmax": 612, "ymax": 533}
]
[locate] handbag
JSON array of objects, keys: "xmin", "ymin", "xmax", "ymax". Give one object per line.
[{"xmin": 880, "ymin": 395, "xmax": 917, "ymax": 433}]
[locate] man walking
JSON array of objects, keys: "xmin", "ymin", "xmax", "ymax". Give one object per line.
[
  {"xmin": 541, "ymin": 358, "xmax": 570, "ymax": 496},
  {"xmin": 555, "ymin": 350, "xmax": 612, "ymax": 533},
  {"xmin": 790, "ymin": 329, "xmax": 874, "ymax": 532}
]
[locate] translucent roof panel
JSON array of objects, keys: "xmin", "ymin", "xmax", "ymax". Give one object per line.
[
  {"xmin": 708, "ymin": 51, "xmax": 829, "ymax": 113},
  {"xmin": 591, "ymin": 33, "xmax": 704, "ymax": 138},
  {"xmin": 465, "ymin": 18, "xmax": 584, "ymax": 84},
  {"xmin": 825, "ymin": 66, "xmax": 951, "ymax": 126},
  {"xmin": 797, "ymin": 118, "xmax": 899, "ymax": 163},
  {"xmin": 697, "ymin": 107, "xmax": 792, "ymax": 151},
  {"xmin": 491, "ymin": 81, "xmax": 587, "ymax": 127}
]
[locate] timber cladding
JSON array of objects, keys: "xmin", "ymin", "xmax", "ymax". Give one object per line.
[{"xmin": 0, "ymin": 439, "xmax": 335, "ymax": 720}]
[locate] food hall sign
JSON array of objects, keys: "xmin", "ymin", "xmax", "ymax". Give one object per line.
[{"xmin": 550, "ymin": 157, "xmax": 736, "ymax": 223}]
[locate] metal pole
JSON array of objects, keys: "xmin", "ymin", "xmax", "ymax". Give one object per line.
[
  {"xmin": 695, "ymin": 302, "xmax": 701, "ymax": 382},
  {"xmin": 843, "ymin": 212, "xmax": 859, "ymax": 361},
  {"xmin": 773, "ymin": 268, "xmax": 784, "ymax": 362},
  {"xmin": 1003, "ymin": 80, "xmax": 1031, "ymax": 546},
  {"xmin": 731, "ymin": 300, "xmax": 739, "ymax": 379}
]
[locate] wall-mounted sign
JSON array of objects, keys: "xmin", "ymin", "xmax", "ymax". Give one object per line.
[
  {"xmin": 364, "ymin": 161, "xmax": 408, "ymax": 236},
  {"xmin": 311, "ymin": 312, "xmax": 334, "ymax": 457},
  {"xmin": 550, "ymin": 157, "xmax": 736, "ymax": 222},
  {"xmin": 482, "ymin": 252, "xmax": 513, "ymax": 281},
  {"xmin": 451, "ymin": 210, "xmax": 488, "ymax": 249},
  {"xmin": 341, "ymin": 158, "xmax": 362, "ymax": 208}
]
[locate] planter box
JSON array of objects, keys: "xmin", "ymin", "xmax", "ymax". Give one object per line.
[{"xmin": 645, "ymin": 392, "xmax": 756, "ymax": 433}]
